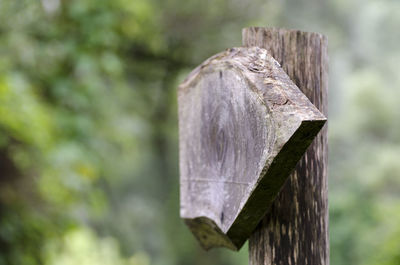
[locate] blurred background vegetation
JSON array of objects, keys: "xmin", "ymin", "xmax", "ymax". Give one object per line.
[{"xmin": 0, "ymin": 0, "xmax": 399, "ymax": 264}]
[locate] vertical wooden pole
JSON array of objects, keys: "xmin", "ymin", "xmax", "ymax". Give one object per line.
[{"xmin": 242, "ymin": 27, "xmax": 328, "ymax": 265}]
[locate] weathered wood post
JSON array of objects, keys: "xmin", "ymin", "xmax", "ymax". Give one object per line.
[
  {"xmin": 243, "ymin": 27, "xmax": 328, "ymax": 265},
  {"xmin": 177, "ymin": 27, "xmax": 328, "ymax": 265}
]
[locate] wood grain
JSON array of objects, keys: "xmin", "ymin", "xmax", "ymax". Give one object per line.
[
  {"xmin": 243, "ymin": 27, "xmax": 329, "ymax": 265},
  {"xmin": 178, "ymin": 46, "xmax": 326, "ymax": 250}
]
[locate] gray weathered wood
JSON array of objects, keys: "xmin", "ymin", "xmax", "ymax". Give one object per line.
[
  {"xmin": 243, "ymin": 27, "xmax": 329, "ymax": 265},
  {"xmin": 178, "ymin": 46, "xmax": 326, "ymax": 250}
]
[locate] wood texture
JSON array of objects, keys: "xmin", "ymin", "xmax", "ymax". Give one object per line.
[
  {"xmin": 243, "ymin": 27, "xmax": 329, "ymax": 265},
  {"xmin": 178, "ymin": 46, "xmax": 326, "ymax": 250}
]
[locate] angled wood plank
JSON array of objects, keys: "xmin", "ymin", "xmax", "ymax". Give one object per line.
[{"xmin": 178, "ymin": 46, "xmax": 326, "ymax": 250}]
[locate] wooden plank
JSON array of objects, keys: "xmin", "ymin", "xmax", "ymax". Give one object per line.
[
  {"xmin": 243, "ymin": 27, "xmax": 329, "ymax": 265},
  {"xmin": 178, "ymin": 46, "xmax": 326, "ymax": 250}
]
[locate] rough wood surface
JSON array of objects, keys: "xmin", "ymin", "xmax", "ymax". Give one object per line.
[
  {"xmin": 178, "ymin": 46, "xmax": 326, "ymax": 250},
  {"xmin": 243, "ymin": 27, "xmax": 329, "ymax": 265}
]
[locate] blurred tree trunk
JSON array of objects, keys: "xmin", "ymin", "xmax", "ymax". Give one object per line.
[{"xmin": 243, "ymin": 27, "xmax": 329, "ymax": 265}]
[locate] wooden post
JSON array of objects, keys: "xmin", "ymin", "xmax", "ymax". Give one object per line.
[{"xmin": 242, "ymin": 27, "xmax": 329, "ymax": 265}]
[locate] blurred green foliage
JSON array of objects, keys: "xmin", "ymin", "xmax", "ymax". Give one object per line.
[{"xmin": 0, "ymin": 0, "xmax": 399, "ymax": 265}]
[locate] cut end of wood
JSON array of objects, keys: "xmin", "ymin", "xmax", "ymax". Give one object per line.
[{"xmin": 242, "ymin": 27, "xmax": 328, "ymax": 48}]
